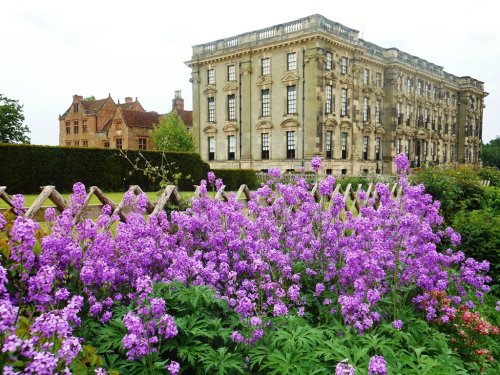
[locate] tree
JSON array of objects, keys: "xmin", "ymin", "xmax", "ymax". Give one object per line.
[
  {"xmin": 151, "ymin": 112, "xmax": 195, "ymax": 152},
  {"xmin": 0, "ymin": 94, "xmax": 31, "ymax": 144},
  {"xmin": 481, "ymin": 136, "xmax": 500, "ymax": 169}
]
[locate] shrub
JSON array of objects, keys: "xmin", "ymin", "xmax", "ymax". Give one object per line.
[
  {"xmin": 210, "ymin": 169, "xmax": 258, "ymax": 191},
  {"xmin": 0, "ymin": 143, "xmax": 209, "ymax": 193}
]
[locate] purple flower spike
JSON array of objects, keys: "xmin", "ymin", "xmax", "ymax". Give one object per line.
[
  {"xmin": 368, "ymin": 355, "xmax": 387, "ymax": 375},
  {"xmin": 394, "ymin": 153, "xmax": 409, "ymax": 174},
  {"xmin": 311, "ymin": 156, "xmax": 323, "ymax": 172}
]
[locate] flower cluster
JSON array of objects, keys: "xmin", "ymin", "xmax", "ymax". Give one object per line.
[{"xmin": 122, "ymin": 276, "xmax": 178, "ymax": 360}]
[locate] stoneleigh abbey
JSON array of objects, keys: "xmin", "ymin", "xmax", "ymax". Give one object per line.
[{"xmin": 186, "ymin": 14, "xmax": 486, "ymax": 174}]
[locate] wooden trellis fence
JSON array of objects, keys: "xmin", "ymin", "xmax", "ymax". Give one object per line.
[{"xmin": 0, "ymin": 181, "xmax": 404, "ymax": 225}]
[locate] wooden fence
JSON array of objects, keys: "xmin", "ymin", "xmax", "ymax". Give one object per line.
[{"xmin": 0, "ymin": 181, "xmax": 405, "ymax": 225}]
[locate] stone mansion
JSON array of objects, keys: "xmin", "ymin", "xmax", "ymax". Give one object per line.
[{"xmin": 186, "ymin": 14, "xmax": 486, "ymax": 174}]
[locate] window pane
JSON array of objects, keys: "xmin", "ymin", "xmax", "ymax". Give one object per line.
[
  {"xmin": 261, "ymin": 133, "xmax": 270, "ymax": 159},
  {"xmin": 262, "ymin": 58, "xmax": 270, "ymax": 75},
  {"xmin": 262, "ymin": 89, "xmax": 270, "ymax": 117},
  {"xmin": 287, "ymin": 85, "xmax": 297, "ymax": 114},
  {"xmin": 208, "ymin": 97, "xmax": 215, "ymax": 122},
  {"xmin": 287, "ymin": 53, "xmax": 297, "ymax": 71},
  {"xmin": 227, "ymin": 95, "xmax": 235, "ymax": 121},
  {"xmin": 227, "ymin": 65, "xmax": 235, "ymax": 81}
]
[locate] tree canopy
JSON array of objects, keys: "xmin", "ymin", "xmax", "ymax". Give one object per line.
[
  {"xmin": 0, "ymin": 94, "xmax": 31, "ymax": 144},
  {"xmin": 150, "ymin": 112, "xmax": 195, "ymax": 152},
  {"xmin": 481, "ymin": 136, "xmax": 500, "ymax": 169}
]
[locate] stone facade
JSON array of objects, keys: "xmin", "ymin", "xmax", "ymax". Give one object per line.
[
  {"xmin": 186, "ymin": 14, "xmax": 487, "ymax": 174},
  {"xmin": 59, "ymin": 92, "xmax": 192, "ymax": 151}
]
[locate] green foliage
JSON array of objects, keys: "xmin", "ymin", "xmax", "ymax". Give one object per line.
[
  {"xmin": 481, "ymin": 137, "xmax": 500, "ymax": 169},
  {"xmin": 336, "ymin": 175, "xmax": 370, "ymax": 190},
  {"xmin": 478, "ymin": 166, "xmax": 500, "ymax": 187},
  {"xmin": 0, "ymin": 94, "xmax": 30, "ymax": 144},
  {"xmin": 0, "ymin": 143, "xmax": 210, "ymax": 193},
  {"xmin": 452, "ymin": 208, "xmax": 500, "ymax": 287},
  {"xmin": 411, "ymin": 164, "xmax": 486, "ymax": 223},
  {"xmin": 212, "ymin": 169, "xmax": 259, "ymax": 190},
  {"xmin": 151, "ymin": 112, "xmax": 195, "ymax": 153}
]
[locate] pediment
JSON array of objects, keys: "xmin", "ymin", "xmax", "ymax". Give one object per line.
[
  {"xmin": 256, "ymin": 77, "xmax": 273, "ymax": 88},
  {"xmin": 375, "ymin": 89, "xmax": 384, "ymax": 98},
  {"xmin": 375, "ymin": 125, "xmax": 385, "ymax": 135},
  {"xmin": 223, "ymin": 82, "xmax": 238, "ymax": 93},
  {"xmin": 339, "ymin": 77, "xmax": 351, "ymax": 85},
  {"xmin": 324, "ymin": 118, "xmax": 338, "ymax": 128},
  {"xmin": 281, "ymin": 72, "xmax": 300, "ymax": 84},
  {"xmin": 203, "ymin": 125, "xmax": 217, "ymax": 135},
  {"xmin": 256, "ymin": 121, "xmax": 273, "ymax": 132},
  {"xmin": 203, "ymin": 86, "xmax": 217, "ymax": 96},
  {"xmin": 223, "ymin": 123, "xmax": 238, "ymax": 133},
  {"xmin": 362, "ymin": 124, "xmax": 374, "ymax": 134},
  {"xmin": 340, "ymin": 118, "xmax": 352, "ymax": 129},
  {"xmin": 362, "ymin": 86, "xmax": 374, "ymax": 94},
  {"xmin": 324, "ymin": 71, "xmax": 338, "ymax": 82},
  {"xmin": 280, "ymin": 118, "xmax": 300, "ymax": 128}
]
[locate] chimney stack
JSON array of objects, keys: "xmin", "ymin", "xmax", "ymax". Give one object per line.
[
  {"xmin": 125, "ymin": 96, "xmax": 133, "ymax": 103},
  {"xmin": 172, "ymin": 90, "xmax": 184, "ymax": 111}
]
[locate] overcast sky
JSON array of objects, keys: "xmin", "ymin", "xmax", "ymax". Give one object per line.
[{"xmin": 1, "ymin": 0, "xmax": 499, "ymax": 145}]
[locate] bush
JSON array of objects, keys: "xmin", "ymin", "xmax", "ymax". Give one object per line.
[
  {"xmin": 0, "ymin": 143, "xmax": 209, "ymax": 193},
  {"xmin": 211, "ymin": 169, "xmax": 258, "ymax": 191},
  {"xmin": 452, "ymin": 208, "xmax": 500, "ymax": 289}
]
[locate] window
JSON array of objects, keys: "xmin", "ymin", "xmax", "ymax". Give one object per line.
[
  {"xmin": 396, "ymin": 102, "xmax": 401, "ymax": 122},
  {"xmin": 116, "ymin": 138, "xmax": 122, "ymax": 149},
  {"xmin": 326, "ymin": 130, "xmax": 332, "ymax": 159},
  {"xmin": 65, "ymin": 141, "xmax": 71, "ymax": 146},
  {"xmin": 73, "ymin": 104, "xmax": 79, "ymax": 113},
  {"xmin": 286, "ymin": 131, "xmax": 295, "ymax": 159},
  {"xmin": 363, "ymin": 97, "xmax": 369, "ymax": 122},
  {"xmin": 407, "ymin": 77, "xmax": 413, "ymax": 94},
  {"xmin": 406, "ymin": 104, "xmax": 411, "ymax": 121},
  {"xmin": 423, "ymin": 108, "xmax": 428, "ymax": 125},
  {"xmin": 261, "ymin": 58, "xmax": 270, "ymax": 75},
  {"xmin": 451, "ymin": 145, "xmax": 455, "ymax": 161},
  {"xmin": 341, "ymin": 168, "xmax": 347, "ymax": 175},
  {"xmin": 261, "ymin": 133, "xmax": 270, "ymax": 160},
  {"xmin": 73, "ymin": 121, "xmax": 79, "ymax": 134},
  {"xmin": 116, "ymin": 121, "xmax": 122, "ymax": 131},
  {"xmin": 287, "ymin": 85, "xmax": 297, "ymax": 114},
  {"xmin": 341, "ymin": 88, "xmax": 347, "ymax": 117},
  {"xmin": 138, "ymin": 138, "xmax": 146, "ymax": 150},
  {"xmin": 443, "ymin": 145, "xmax": 447, "ymax": 162},
  {"xmin": 207, "ymin": 68, "xmax": 215, "ymax": 85},
  {"xmin": 405, "ymin": 139, "xmax": 410, "ymax": 159},
  {"xmin": 396, "ymin": 138, "xmax": 402, "ymax": 154},
  {"xmin": 103, "ymin": 141, "xmax": 110, "ymax": 148},
  {"xmin": 423, "ymin": 141, "xmax": 428, "ymax": 160},
  {"xmin": 340, "ymin": 57, "xmax": 348, "ymax": 75},
  {"xmin": 425, "ymin": 83, "xmax": 431, "ymax": 98},
  {"xmin": 363, "ymin": 68, "xmax": 370, "ymax": 85},
  {"xmin": 287, "ymin": 52, "xmax": 297, "ymax": 71},
  {"xmin": 326, "ymin": 51, "xmax": 333, "ymax": 70},
  {"xmin": 431, "ymin": 142, "xmax": 436, "ymax": 161},
  {"xmin": 418, "ymin": 80, "xmax": 423, "ymax": 95},
  {"xmin": 65, "ymin": 121, "xmax": 70, "ymax": 135},
  {"xmin": 375, "ymin": 137, "xmax": 381, "ymax": 160},
  {"xmin": 82, "ymin": 140, "xmax": 88, "ymax": 147},
  {"xmin": 208, "ymin": 136, "xmax": 215, "ymax": 161},
  {"xmin": 82, "ymin": 120, "xmax": 88, "ymax": 133},
  {"xmin": 375, "ymin": 100, "xmax": 381, "ymax": 123},
  {"xmin": 341, "ymin": 132, "xmax": 347, "ymax": 159},
  {"xmin": 363, "ymin": 136, "xmax": 369, "ymax": 160},
  {"xmin": 227, "ymin": 65, "xmax": 235, "ymax": 81},
  {"xmin": 208, "ymin": 97, "xmax": 215, "ymax": 122},
  {"xmin": 376, "ymin": 72, "xmax": 382, "ymax": 87},
  {"xmin": 227, "ymin": 135, "xmax": 235, "ymax": 160},
  {"xmin": 227, "ymin": 95, "xmax": 236, "ymax": 121},
  {"xmin": 325, "ymin": 85, "xmax": 333, "ymax": 114},
  {"xmin": 261, "ymin": 89, "xmax": 270, "ymax": 117},
  {"xmin": 74, "ymin": 140, "xmax": 79, "ymax": 147}
]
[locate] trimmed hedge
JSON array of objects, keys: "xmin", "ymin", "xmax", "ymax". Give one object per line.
[
  {"xmin": 0, "ymin": 143, "xmax": 210, "ymax": 194},
  {"xmin": 211, "ymin": 169, "xmax": 259, "ymax": 191}
]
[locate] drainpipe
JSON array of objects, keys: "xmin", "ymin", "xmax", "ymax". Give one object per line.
[
  {"xmin": 301, "ymin": 47, "xmax": 305, "ymax": 168},
  {"xmin": 239, "ymin": 62, "xmax": 242, "ymax": 169}
]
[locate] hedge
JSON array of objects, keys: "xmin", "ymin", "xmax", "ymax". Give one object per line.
[
  {"xmin": 211, "ymin": 169, "xmax": 259, "ymax": 191},
  {"xmin": 0, "ymin": 143, "xmax": 210, "ymax": 194}
]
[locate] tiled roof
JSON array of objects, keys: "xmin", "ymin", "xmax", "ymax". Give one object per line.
[
  {"xmin": 176, "ymin": 109, "xmax": 193, "ymax": 127},
  {"xmin": 81, "ymin": 98, "xmax": 109, "ymax": 113},
  {"xmin": 121, "ymin": 109, "xmax": 161, "ymax": 128},
  {"xmin": 118, "ymin": 100, "xmax": 144, "ymax": 111},
  {"xmin": 97, "ymin": 118, "xmax": 113, "ymax": 133}
]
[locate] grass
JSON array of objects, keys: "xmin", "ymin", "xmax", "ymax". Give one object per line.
[{"xmin": 0, "ymin": 191, "xmax": 204, "ymax": 209}]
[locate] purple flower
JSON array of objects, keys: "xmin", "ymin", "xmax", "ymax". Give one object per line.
[
  {"xmin": 215, "ymin": 178, "xmax": 223, "ymax": 191},
  {"xmin": 311, "ymin": 156, "xmax": 323, "ymax": 172},
  {"xmin": 12, "ymin": 194, "xmax": 26, "ymax": 215},
  {"xmin": 268, "ymin": 167, "xmax": 281, "ymax": 179},
  {"xmin": 231, "ymin": 331, "xmax": 245, "ymax": 343},
  {"xmin": 394, "ymin": 153, "xmax": 409, "ymax": 174},
  {"xmin": 207, "ymin": 171, "xmax": 216, "ymax": 184},
  {"xmin": 336, "ymin": 359, "xmax": 355, "ymax": 375},
  {"xmin": 368, "ymin": 355, "xmax": 387, "ymax": 375},
  {"xmin": 392, "ymin": 320, "xmax": 403, "ymax": 330},
  {"xmin": 167, "ymin": 361, "xmax": 180, "ymax": 375}
]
